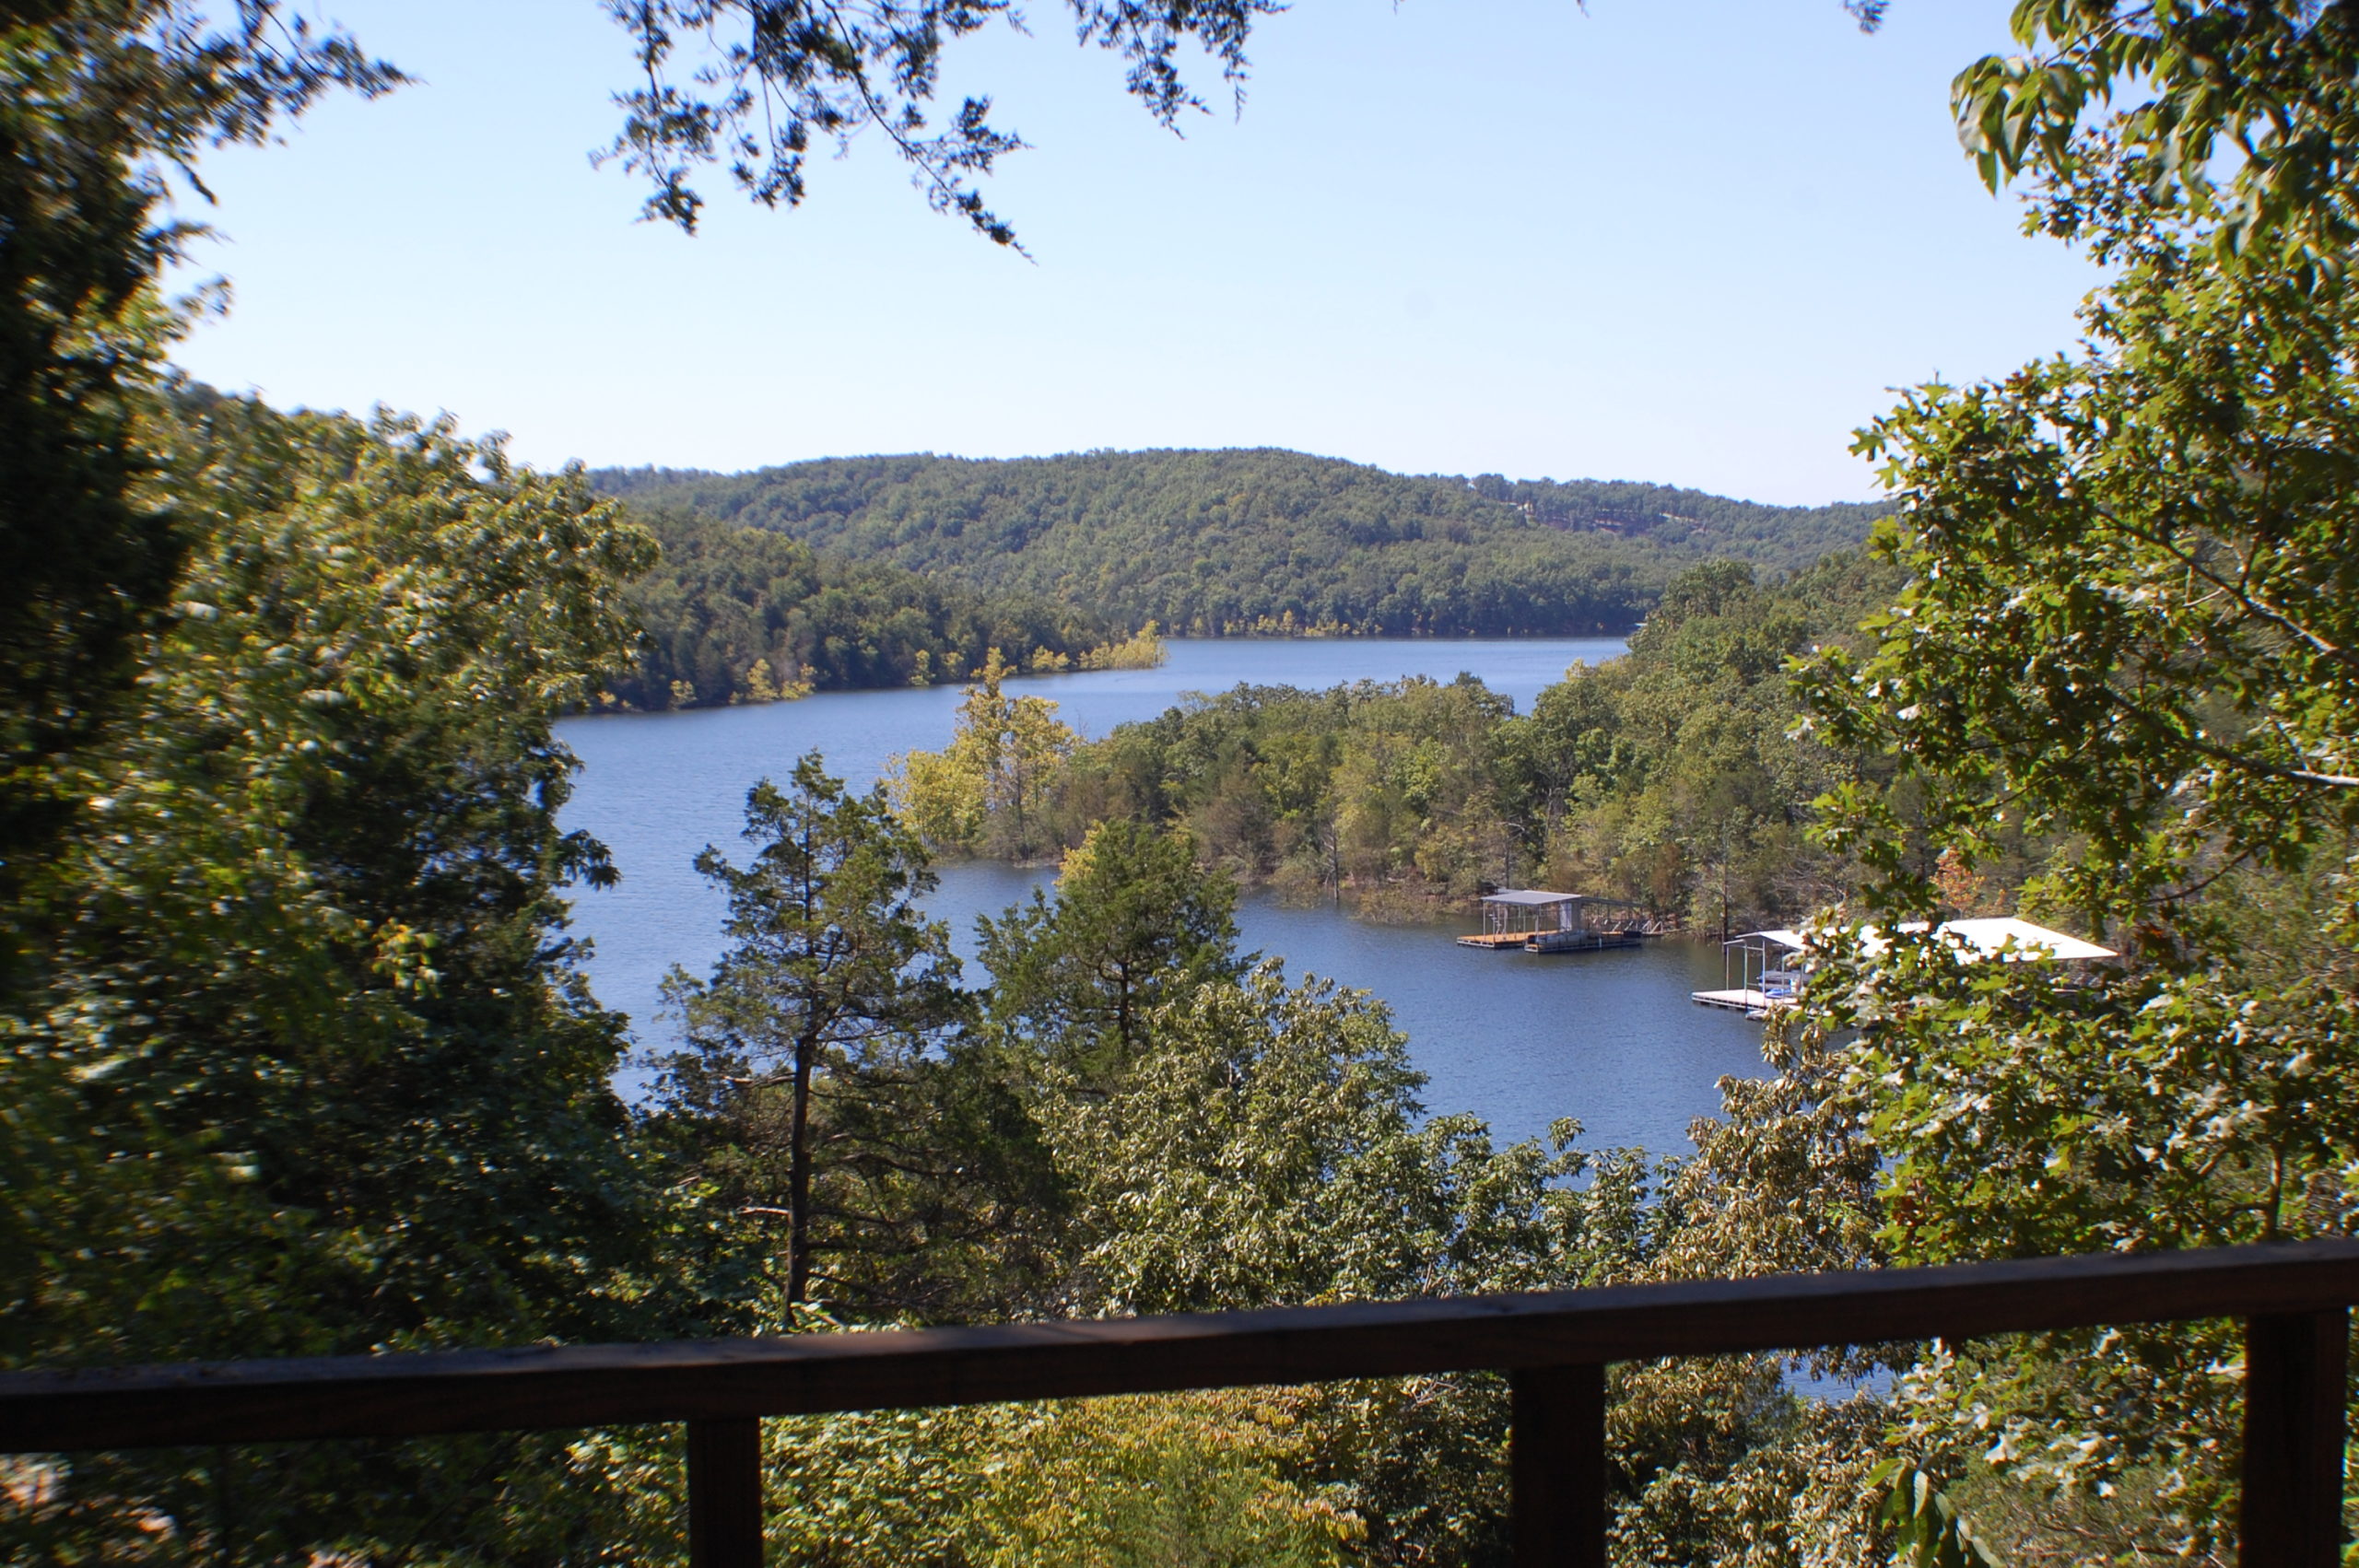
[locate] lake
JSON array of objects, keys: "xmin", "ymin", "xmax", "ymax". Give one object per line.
[{"xmin": 557, "ymin": 637, "xmax": 1770, "ymax": 1157}]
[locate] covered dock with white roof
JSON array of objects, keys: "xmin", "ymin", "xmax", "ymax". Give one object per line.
[{"xmin": 1693, "ymin": 917, "xmax": 2118, "ymax": 1014}]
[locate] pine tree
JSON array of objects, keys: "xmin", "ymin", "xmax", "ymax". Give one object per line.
[{"xmin": 658, "ymin": 754, "xmax": 968, "ymax": 1306}]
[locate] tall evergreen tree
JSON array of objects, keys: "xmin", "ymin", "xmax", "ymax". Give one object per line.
[{"xmin": 658, "ymin": 755, "xmax": 971, "ymax": 1308}]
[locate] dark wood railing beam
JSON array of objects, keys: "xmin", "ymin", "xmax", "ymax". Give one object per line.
[{"xmin": 7, "ymin": 1241, "xmax": 2356, "ymax": 1454}]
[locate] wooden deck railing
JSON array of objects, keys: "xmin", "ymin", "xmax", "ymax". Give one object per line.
[{"xmin": 6, "ymin": 1241, "xmax": 2358, "ymax": 1566}]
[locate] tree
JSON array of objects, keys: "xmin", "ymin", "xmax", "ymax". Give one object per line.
[
  {"xmin": 3, "ymin": 390, "xmax": 670, "ymax": 1560},
  {"xmin": 1770, "ymin": 2, "xmax": 2359, "ymax": 1554},
  {"xmin": 1021, "ymin": 955, "xmax": 1702, "ymax": 1563},
  {"xmin": 978, "ymin": 819, "xmax": 1245, "ymax": 1073},
  {"xmin": 1797, "ymin": 0, "xmax": 2359, "ymax": 1085},
  {"xmin": 949, "ymin": 1392, "xmax": 1359, "ymax": 1568},
  {"xmin": 604, "ymin": 0, "xmax": 1286, "ymax": 246},
  {"xmin": 888, "ymin": 647, "xmax": 1079, "ymax": 860},
  {"xmin": 0, "ymin": 4, "xmax": 398, "ymax": 978},
  {"xmin": 8, "ymin": 389, "xmax": 663, "ymax": 1356},
  {"xmin": 1949, "ymin": 1, "xmax": 2359, "ymax": 281},
  {"xmin": 1039, "ymin": 959, "xmax": 1588, "ymax": 1316},
  {"xmin": 658, "ymin": 754, "xmax": 968, "ymax": 1307}
]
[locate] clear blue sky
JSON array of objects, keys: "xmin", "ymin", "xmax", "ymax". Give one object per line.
[{"xmin": 165, "ymin": 0, "xmax": 2097, "ymax": 506}]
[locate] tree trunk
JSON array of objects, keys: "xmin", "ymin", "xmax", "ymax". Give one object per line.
[
  {"xmin": 786, "ymin": 1030, "xmax": 816, "ymax": 1305},
  {"xmin": 1010, "ymin": 744, "xmax": 1027, "ymax": 860}
]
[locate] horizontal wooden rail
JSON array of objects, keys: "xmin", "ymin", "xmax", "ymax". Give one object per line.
[
  {"xmin": 11, "ymin": 1243, "xmax": 2356, "ymax": 1567},
  {"xmin": 6, "ymin": 1240, "xmax": 2359, "ymax": 1452}
]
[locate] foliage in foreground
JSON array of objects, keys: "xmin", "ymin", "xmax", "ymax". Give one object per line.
[
  {"xmin": 1768, "ymin": 5, "xmax": 2359, "ymax": 1557},
  {"xmin": 0, "ymin": 0, "xmax": 397, "ymax": 977},
  {"xmin": 1, "ymin": 391, "xmax": 679, "ymax": 1556}
]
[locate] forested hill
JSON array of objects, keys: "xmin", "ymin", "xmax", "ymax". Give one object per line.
[
  {"xmin": 592, "ymin": 450, "xmax": 1886, "ymax": 638},
  {"xmin": 1469, "ymin": 473, "xmax": 1888, "ymax": 564}
]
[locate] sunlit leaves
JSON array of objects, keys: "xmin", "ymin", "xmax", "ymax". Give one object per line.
[
  {"xmin": 886, "ymin": 647, "xmax": 1078, "ymax": 860},
  {"xmin": 6, "ymin": 391, "xmax": 668, "ymax": 1556},
  {"xmin": 1954, "ymin": 2, "xmax": 2359, "ymax": 276},
  {"xmin": 1805, "ymin": 197, "xmax": 2359, "ymax": 933}
]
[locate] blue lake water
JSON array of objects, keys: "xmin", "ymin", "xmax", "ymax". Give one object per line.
[{"xmin": 557, "ymin": 637, "xmax": 1769, "ymax": 1157}]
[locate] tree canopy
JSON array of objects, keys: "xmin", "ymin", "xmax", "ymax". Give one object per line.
[
  {"xmin": 1741, "ymin": 1, "xmax": 2359, "ymax": 1553},
  {"xmin": 4, "ymin": 386, "xmax": 675, "ymax": 1557},
  {"xmin": 603, "ymin": 0, "xmax": 1282, "ymax": 246}
]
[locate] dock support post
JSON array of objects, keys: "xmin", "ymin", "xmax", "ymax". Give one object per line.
[{"xmin": 1511, "ymin": 1363, "xmax": 1606, "ymax": 1568}]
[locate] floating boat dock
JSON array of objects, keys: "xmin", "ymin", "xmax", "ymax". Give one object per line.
[
  {"xmin": 1458, "ymin": 890, "xmax": 1672, "ymax": 955},
  {"xmin": 1691, "ymin": 930, "xmax": 1804, "ymax": 1016}
]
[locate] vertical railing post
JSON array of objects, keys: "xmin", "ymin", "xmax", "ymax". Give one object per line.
[
  {"xmin": 2242, "ymin": 1308, "xmax": 2348, "ymax": 1568},
  {"xmin": 687, "ymin": 1416, "xmax": 764, "ymax": 1568},
  {"xmin": 1510, "ymin": 1363, "xmax": 1607, "ymax": 1568}
]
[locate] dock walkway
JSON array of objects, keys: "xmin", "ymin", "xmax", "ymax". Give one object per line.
[{"xmin": 1689, "ymin": 987, "xmax": 1789, "ymax": 1015}]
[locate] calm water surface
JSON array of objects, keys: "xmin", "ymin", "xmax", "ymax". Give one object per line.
[{"xmin": 558, "ymin": 637, "xmax": 1768, "ymax": 1155}]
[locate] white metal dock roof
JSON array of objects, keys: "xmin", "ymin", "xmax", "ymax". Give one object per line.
[{"xmin": 1738, "ymin": 918, "xmax": 2115, "ymax": 962}]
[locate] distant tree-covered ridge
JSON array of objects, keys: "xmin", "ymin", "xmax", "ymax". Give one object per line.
[
  {"xmin": 592, "ymin": 450, "xmax": 1885, "ymax": 639},
  {"xmin": 611, "ymin": 508, "xmax": 1160, "ymax": 709},
  {"xmin": 1465, "ymin": 471, "xmax": 1887, "ymax": 563}
]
